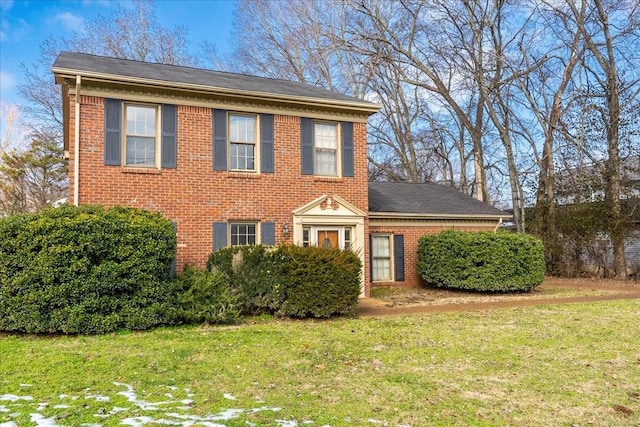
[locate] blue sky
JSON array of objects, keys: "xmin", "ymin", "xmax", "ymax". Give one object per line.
[{"xmin": 0, "ymin": 0, "xmax": 237, "ymax": 109}]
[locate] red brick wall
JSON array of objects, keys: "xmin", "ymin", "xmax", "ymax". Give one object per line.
[
  {"xmin": 70, "ymin": 96, "xmax": 370, "ymax": 291},
  {"xmin": 368, "ymin": 222, "xmax": 498, "ymax": 289}
]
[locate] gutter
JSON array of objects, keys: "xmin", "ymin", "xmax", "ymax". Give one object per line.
[
  {"xmin": 73, "ymin": 75, "xmax": 81, "ymax": 206},
  {"xmin": 368, "ymin": 211, "xmax": 513, "ymax": 221}
]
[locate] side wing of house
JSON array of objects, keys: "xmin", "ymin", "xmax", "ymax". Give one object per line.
[{"xmin": 368, "ymin": 182, "xmax": 512, "ymax": 288}]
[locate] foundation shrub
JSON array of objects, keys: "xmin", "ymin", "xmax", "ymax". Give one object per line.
[
  {"xmin": 207, "ymin": 245, "xmax": 361, "ymax": 318},
  {"xmin": 417, "ymin": 230, "xmax": 545, "ymax": 292},
  {"xmin": 277, "ymin": 245, "xmax": 361, "ymax": 318},
  {"xmin": 0, "ymin": 205, "xmax": 176, "ymax": 334},
  {"xmin": 207, "ymin": 245, "xmax": 286, "ymax": 315},
  {"xmin": 171, "ymin": 265, "xmax": 240, "ymax": 325}
]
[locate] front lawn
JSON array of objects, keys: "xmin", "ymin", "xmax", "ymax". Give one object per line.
[{"xmin": 1, "ymin": 300, "xmax": 639, "ymax": 426}]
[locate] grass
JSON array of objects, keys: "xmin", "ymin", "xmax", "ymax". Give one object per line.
[{"xmin": 1, "ymin": 300, "xmax": 639, "ymax": 426}]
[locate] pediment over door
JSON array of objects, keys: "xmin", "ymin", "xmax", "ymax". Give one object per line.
[{"xmin": 293, "ymin": 195, "xmax": 366, "ymax": 219}]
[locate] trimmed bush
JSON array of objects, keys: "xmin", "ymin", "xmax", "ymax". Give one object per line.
[
  {"xmin": 171, "ymin": 265, "xmax": 240, "ymax": 325},
  {"xmin": 207, "ymin": 245, "xmax": 286, "ymax": 315},
  {"xmin": 277, "ymin": 245, "xmax": 361, "ymax": 318},
  {"xmin": 0, "ymin": 205, "xmax": 176, "ymax": 334},
  {"xmin": 417, "ymin": 230, "xmax": 545, "ymax": 292},
  {"xmin": 207, "ymin": 245, "xmax": 361, "ymax": 318}
]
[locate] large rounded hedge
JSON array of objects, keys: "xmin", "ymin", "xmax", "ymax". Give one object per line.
[
  {"xmin": 0, "ymin": 205, "xmax": 177, "ymax": 334},
  {"xmin": 417, "ymin": 230, "xmax": 545, "ymax": 292}
]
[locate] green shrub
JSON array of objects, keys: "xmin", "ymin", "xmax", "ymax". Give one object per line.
[
  {"xmin": 207, "ymin": 245, "xmax": 362, "ymax": 318},
  {"xmin": 207, "ymin": 245, "xmax": 286, "ymax": 315},
  {"xmin": 171, "ymin": 265, "xmax": 240, "ymax": 325},
  {"xmin": 0, "ymin": 205, "xmax": 176, "ymax": 334},
  {"xmin": 277, "ymin": 245, "xmax": 361, "ymax": 318},
  {"xmin": 417, "ymin": 230, "xmax": 545, "ymax": 292}
]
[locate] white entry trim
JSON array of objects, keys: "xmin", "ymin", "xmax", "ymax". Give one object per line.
[{"xmin": 293, "ymin": 195, "xmax": 366, "ymax": 297}]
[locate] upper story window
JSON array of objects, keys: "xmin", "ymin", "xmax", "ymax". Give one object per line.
[
  {"xmin": 125, "ymin": 104, "xmax": 158, "ymax": 167},
  {"xmin": 103, "ymin": 99, "xmax": 176, "ymax": 169},
  {"xmin": 301, "ymin": 118, "xmax": 354, "ymax": 178},
  {"xmin": 213, "ymin": 109, "xmax": 274, "ymax": 174},
  {"xmin": 229, "ymin": 114, "xmax": 257, "ymax": 171},
  {"xmin": 314, "ymin": 122, "xmax": 338, "ymax": 176}
]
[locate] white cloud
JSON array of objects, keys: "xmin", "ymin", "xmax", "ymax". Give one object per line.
[
  {"xmin": 0, "ymin": 71, "xmax": 16, "ymax": 95},
  {"xmin": 0, "ymin": 0, "xmax": 14, "ymax": 13},
  {"xmin": 81, "ymin": 0, "xmax": 111, "ymax": 6},
  {"xmin": 54, "ymin": 11, "xmax": 84, "ymax": 32},
  {"xmin": 1, "ymin": 16, "xmax": 31, "ymax": 42}
]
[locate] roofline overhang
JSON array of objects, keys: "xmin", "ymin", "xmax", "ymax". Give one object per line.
[
  {"xmin": 368, "ymin": 211, "xmax": 512, "ymax": 221},
  {"xmin": 52, "ymin": 67, "xmax": 381, "ymax": 115}
]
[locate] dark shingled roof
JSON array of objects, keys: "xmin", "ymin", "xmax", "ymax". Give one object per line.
[
  {"xmin": 368, "ymin": 182, "xmax": 509, "ymax": 217},
  {"xmin": 52, "ymin": 51, "xmax": 376, "ymax": 107}
]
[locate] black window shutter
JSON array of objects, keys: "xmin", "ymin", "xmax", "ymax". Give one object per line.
[
  {"xmin": 170, "ymin": 221, "xmax": 177, "ymax": 278},
  {"xmin": 301, "ymin": 117, "xmax": 313, "ymax": 175},
  {"xmin": 261, "ymin": 222, "xmax": 276, "ymax": 245},
  {"xmin": 261, "ymin": 114, "xmax": 274, "ymax": 173},
  {"xmin": 394, "ymin": 234, "xmax": 405, "ymax": 282},
  {"xmin": 341, "ymin": 121, "xmax": 354, "ymax": 177},
  {"xmin": 161, "ymin": 104, "xmax": 177, "ymax": 168},
  {"xmin": 213, "ymin": 109, "xmax": 227, "ymax": 171},
  {"xmin": 104, "ymin": 98, "xmax": 121, "ymax": 165},
  {"xmin": 213, "ymin": 222, "xmax": 228, "ymax": 251}
]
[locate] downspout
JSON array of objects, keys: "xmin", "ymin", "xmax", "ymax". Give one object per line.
[
  {"xmin": 73, "ymin": 75, "xmax": 81, "ymax": 206},
  {"xmin": 494, "ymin": 217, "xmax": 503, "ymax": 232}
]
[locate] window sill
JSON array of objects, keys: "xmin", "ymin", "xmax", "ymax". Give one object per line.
[
  {"xmin": 228, "ymin": 172, "xmax": 260, "ymax": 179},
  {"xmin": 313, "ymin": 176, "xmax": 343, "ymax": 182},
  {"xmin": 122, "ymin": 167, "xmax": 162, "ymax": 175}
]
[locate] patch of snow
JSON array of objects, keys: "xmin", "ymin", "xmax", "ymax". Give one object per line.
[
  {"xmin": 19, "ymin": 384, "xmax": 33, "ymax": 388},
  {"xmin": 36, "ymin": 402, "xmax": 48, "ymax": 411},
  {"xmin": 113, "ymin": 382, "xmax": 172, "ymax": 411},
  {"xmin": 58, "ymin": 394, "xmax": 68, "ymax": 399},
  {"xmin": 121, "ymin": 416, "xmax": 155, "ymax": 426},
  {"xmin": 0, "ymin": 395, "xmax": 33, "ymax": 402},
  {"xmin": 0, "ymin": 405, "xmax": 9, "ymax": 412},
  {"xmin": 52, "ymin": 405, "xmax": 71, "ymax": 409},
  {"xmin": 85, "ymin": 394, "xmax": 110, "ymax": 402},
  {"xmin": 276, "ymin": 420, "xmax": 298, "ymax": 427},
  {"xmin": 80, "ymin": 424, "xmax": 102, "ymax": 427},
  {"xmin": 180, "ymin": 399, "xmax": 193, "ymax": 405},
  {"xmin": 222, "ymin": 393, "xmax": 236, "ymax": 400},
  {"xmin": 30, "ymin": 413, "xmax": 64, "ymax": 427},
  {"xmin": 0, "ymin": 422, "xmax": 18, "ymax": 427}
]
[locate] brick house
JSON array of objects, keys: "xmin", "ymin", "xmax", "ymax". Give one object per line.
[{"xmin": 52, "ymin": 51, "xmax": 509, "ymax": 297}]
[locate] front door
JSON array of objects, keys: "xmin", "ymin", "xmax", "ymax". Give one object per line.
[{"xmin": 317, "ymin": 230, "xmax": 339, "ymax": 249}]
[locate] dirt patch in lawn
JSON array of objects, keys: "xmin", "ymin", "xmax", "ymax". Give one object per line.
[{"xmin": 358, "ymin": 277, "xmax": 640, "ymax": 317}]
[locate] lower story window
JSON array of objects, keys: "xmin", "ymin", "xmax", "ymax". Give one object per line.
[
  {"xmin": 372, "ymin": 234, "xmax": 392, "ymax": 281},
  {"xmin": 231, "ymin": 223, "xmax": 256, "ymax": 245}
]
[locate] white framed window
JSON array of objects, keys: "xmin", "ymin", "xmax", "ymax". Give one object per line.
[
  {"xmin": 125, "ymin": 104, "xmax": 158, "ymax": 167},
  {"xmin": 314, "ymin": 122, "xmax": 338, "ymax": 176},
  {"xmin": 371, "ymin": 234, "xmax": 392, "ymax": 281},
  {"xmin": 344, "ymin": 227, "xmax": 352, "ymax": 251},
  {"xmin": 230, "ymin": 222, "xmax": 257, "ymax": 246},
  {"xmin": 229, "ymin": 114, "xmax": 257, "ymax": 171},
  {"xmin": 302, "ymin": 227, "xmax": 310, "ymax": 247}
]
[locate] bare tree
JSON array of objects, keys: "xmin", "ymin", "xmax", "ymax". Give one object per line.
[
  {"xmin": 19, "ymin": 0, "xmax": 196, "ymax": 142},
  {"xmin": 559, "ymin": 0, "xmax": 640, "ymax": 278}
]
